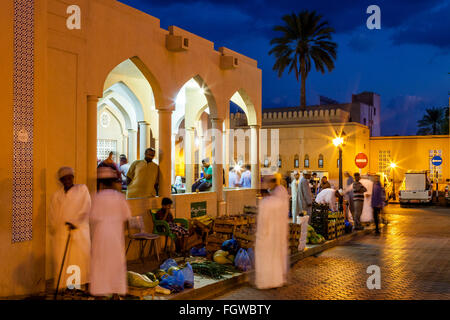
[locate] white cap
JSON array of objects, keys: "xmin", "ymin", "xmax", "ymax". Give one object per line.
[
  {"xmin": 302, "ymin": 170, "xmax": 311, "ymax": 175},
  {"xmin": 338, "ymin": 189, "xmax": 344, "ymax": 196},
  {"xmin": 293, "ymin": 170, "xmax": 299, "ymax": 175}
]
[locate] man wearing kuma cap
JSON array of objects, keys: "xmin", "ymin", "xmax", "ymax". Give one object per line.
[{"xmin": 48, "ymin": 166, "xmax": 91, "ymax": 292}]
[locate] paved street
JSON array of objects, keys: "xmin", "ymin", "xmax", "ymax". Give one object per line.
[{"xmin": 217, "ymin": 204, "xmax": 450, "ymax": 300}]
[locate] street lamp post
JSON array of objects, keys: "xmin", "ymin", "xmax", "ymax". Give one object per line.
[
  {"xmin": 333, "ymin": 136, "xmax": 344, "ymax": 212},
  {"xmin": 390, "ymin": 162, "xmax": 397, "ymax": 201}
]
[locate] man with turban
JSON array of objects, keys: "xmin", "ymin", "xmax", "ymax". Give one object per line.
[{"xmin": 48, "ymin": 167, "xmax": 91, "ymax": 292}]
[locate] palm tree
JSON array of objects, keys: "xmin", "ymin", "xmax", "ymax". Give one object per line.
[
  {"xmin": 417, "ymin": 107, "xmax": 444, "ymax": 135},
  {"xmin": 269, "ymin": 11, "xmax": 337, "ymax": 109},
  {"xmin": 440, "ymin": 107, "xmax": 449, "ymax": 135}
]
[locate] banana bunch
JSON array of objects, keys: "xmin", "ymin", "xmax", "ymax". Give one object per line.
[{"xmin": 194, "ymin": 215, "xmax": 214, "ymax": 226}]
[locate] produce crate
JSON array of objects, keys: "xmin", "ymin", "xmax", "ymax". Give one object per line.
[
  {"xmin": 289, "ymin": 223, "xmax": 302, "ymax": 240},
  {"xmin": 243, "ymin": 206, "xmax": 258, "ymax": 215},
  {"xmin": 213, "ymin": 225, "xmax": 234, "ymax": 234},
  {"xmin": 186, "ymin": 233, "xmax": 203, "ymax": 248},
  {"xmin": 207, "ymin": 233, "xmax": 229, "ymax": 244},
  {"xmin": 127, "ymin": 286, "xmax": 156, "ymax": 300},
  {"xmin": 238, "ymin": 239, "xmax": 253, "ymax": 249},
  {"xmin": 206, "ymin": 242, "xmax": 222, "ymax": 253}
]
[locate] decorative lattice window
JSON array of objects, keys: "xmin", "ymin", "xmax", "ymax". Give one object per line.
[
  {"xmin": 378, "ymin": 150, "xmax": 391, "ymax": 176},
  {"xmin": 97, "ymin": 139, "xmax": 117, "ymax": 162},
  {"xmin": 304, "ymin": 155, "xmax": 310, "ymax": 168}
]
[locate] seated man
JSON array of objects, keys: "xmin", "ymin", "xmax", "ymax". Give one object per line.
[
  {"xmin": 315, "ymin": 188, "xmax": 344, "ymax": 212},
  {"xmin": 191, "ymin": 158, "xmax": 213, "ymax": 192},
  {"xmin": 156, "ymin": 198, "xmax": 189, "ymax": 252}
]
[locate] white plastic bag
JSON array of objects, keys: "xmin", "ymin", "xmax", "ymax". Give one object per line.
[{"xmin": 297, "ymin": 216, "xmax": 309, "ymax": 251}]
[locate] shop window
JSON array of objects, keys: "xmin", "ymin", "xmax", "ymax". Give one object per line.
[
  {"xmin": 294, "ymin": 154, "xmax": 299, "ymax": 168},
  {"xmin": 304, "ymin": 155, "xmax": 310, "ymax": 168},
  {"xmin": 318, "ymin": 154, "xmax": 324, "ymax": 168}
]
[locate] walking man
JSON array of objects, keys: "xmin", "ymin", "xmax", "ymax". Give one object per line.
[
  {"xmin": 89, "ymin": 167, "xmax": 132, "ymax": 298},
  {"xmin": 353, "ymin": 173, "xmax": 367, "ymax": 230},
  {"xmin": 371, "ymin": 175, "xmax": 384, "ymax": 235},
  {"xmin": 298, "ymin": 170, "xmax": 313, "ymax": 218},
  {"xmin": 344, "ymin": 171, "xmax": 354, "ymax": 222},
  {"xmin": 126, "ymin": 148, "xmax": 159, "ymax": 199},
  {"xmin": 48, "ymin": 167, "xmax": 91, "ymax": 292}
]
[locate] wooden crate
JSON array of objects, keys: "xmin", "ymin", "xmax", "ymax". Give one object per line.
[
  {"xmin": 214, "ymin": 225, "xmax": 234, "ymax": 234},
  {"xmin": 127, "ymin": 286, "xmax": 156, "ymax": 300}
]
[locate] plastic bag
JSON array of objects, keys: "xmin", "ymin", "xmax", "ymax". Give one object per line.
[
  {"xmin": 234, "ymin": 248, "xmax": 252, "ymax": 271},
  {"xmin": 246, "ymin": 248, "xmax": 255, "ymax": 268},
  {"xmin": 181, "ymin": 263, "xmax": 194, "ymax": 288},
  {"xmin": 221, "ymin": 237, "xmax": 238, "ymax": 255},
  {"xmin": 160, "ymin": 258, "xmax": 178, "ymax": 272},
  {"xmin": 298, "ymin": 216, "xmax": 309, "ymax": 251},
  {"xmin": 190, "ymin": 246, "xmax": 207, "ymax": 257},
  {"xmin": 159, "ymin": 269, "xmax": 185, "ymax": 292}
]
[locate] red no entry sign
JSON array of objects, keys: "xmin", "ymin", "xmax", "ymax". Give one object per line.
[{"xmin": 355, "ymin": 153, "xmax": 368, "ymax": 169}]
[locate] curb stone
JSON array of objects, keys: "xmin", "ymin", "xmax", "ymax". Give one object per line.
[{"xmin": 169, "ymin": 226, "xmax": 376, "ymax": 300}]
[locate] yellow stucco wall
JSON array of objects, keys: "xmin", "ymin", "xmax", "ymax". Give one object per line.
[{"xmin": 369, "ymin": 135, "xmax": 450, "ymax": 188}]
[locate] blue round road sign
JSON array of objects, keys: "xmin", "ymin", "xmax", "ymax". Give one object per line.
[{"xmin": 431, "ymin": 155, "xmax": 443, "ymax": 166}]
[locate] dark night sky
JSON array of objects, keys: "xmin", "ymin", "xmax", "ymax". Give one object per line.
[{"xmin": 119, "ymin": 0, "xmax": 450, "ymax": 136}]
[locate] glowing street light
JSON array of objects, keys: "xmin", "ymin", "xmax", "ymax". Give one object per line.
[
  {"xmin": 333, "ymin": 137, "xmax": 344, "ymax": 147},
  {"xmin": 390, "ymin": 162, "xmax": 397, "ymax": 169}
]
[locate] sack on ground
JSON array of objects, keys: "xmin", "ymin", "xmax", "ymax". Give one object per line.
[
  {"xmin": 234, "ymin": 248, "xmax": 252, "ymax": 271},
  {"xmin": 181, "ymin": 263, "xmax": 194, "ymax": 288},
  {"xmin": 160, "ymin": 258, "xmax": 178, "ymax": 272}
]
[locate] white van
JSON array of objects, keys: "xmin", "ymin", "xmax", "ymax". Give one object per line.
[{"xmin": 399, "ymin": 171, "xmax": 432, "ymax": 205}]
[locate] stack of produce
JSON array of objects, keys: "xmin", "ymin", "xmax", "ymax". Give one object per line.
[
  {"xmin": 190, "ymin": 260, "xmax": 236, "ymax": 280},
  {"xmin": 127, "ymin": 271, "xmax": 170, "ymax": 295},
  {"xmin": 311, "ymin": 202, "xmax": 335, "ymax": 240},
  {"xmin": 289, "ymin": 223, "xmax": 302, "ymax": 254},
  {"xmin": 307, "ymin": 225, "xmax": 325, "ymax": 244},
  {"xmin": 333, "ymin": 211, "xmax": 345, "ymax": 238},
  {"xmin": 213, "ymin": 249, "xmax": 235, "ymax": 265}
]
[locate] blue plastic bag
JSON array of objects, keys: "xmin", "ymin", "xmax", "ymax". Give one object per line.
[
  {"xmin": 234, "ymin": 248, "xmax": 252, "ymax": 271},
  {"xmin": 159, "ymin": 269, "xmax": 185, "ymax": 292},
  {"xmin": 190, "ymin": 246, "xmax": 207, "ymax": 257},
  {"xmin": 181, "ymin": 263, "xmax": 194, "ymax": 288},
  {"xmin": 246, "ymin": 248, "xmax": 255, "ymax": 269},
  {"xmin": 221, "ymin": 237, "xmax": 238, "ymax": 255},
  {"xmin": 160, "ymin": 258, "xmax": 178, "ymax": 272}
]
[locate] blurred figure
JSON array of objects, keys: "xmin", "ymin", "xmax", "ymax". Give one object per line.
[
  {"xmin": 118, "ymin": 155, "xmax": 130, "ymax": 187},
  {"xmin": 255, "ymin": 175, "xmax": 289, "ymax": 289},
  {"xmin": 98, "ymin": 151, "xmax": 121, "ymax": 181},
  {"xmin": 48, "ymin": 167, "xmax": 91, "ymax": 291},
  {"xmin": 360, "ymin": 176, "xmax": 374, "ymax": 224},
  {"xmin": 315, "ymin": 188, "xmax": 344, "ymax": 212},
  {"xmin": 371, "ymin": 175, "xmax": 384, "ymax": 234},
  {"xmin": 344, "ymin": 171, "xmax": 354, "ymax": 222},
  {"xmin": 127, "ymin": 148, "xmax": 160, "ymax": 199},
  {"xmin": 238, "ymin": 164, "xmax": 252, "ymax": 188},
  {"xmin": 298, "ymin": 170, "xmax": 313, "ymax": 218},
  {"xmin": 89, "ymin": 167, "xmax": 132, "ymax": 298},
  {"xmin": 352, "ymin": 173, "xmax": 367, "ymax": 230},
  {"xmin": 290, "ymin": 170, "xmax": 301, "ymax": 223},
  {"xmin": 318, "ymin": 176, "xmax": 331, "ymax": 193},
  {"xmin": 310, "ymin": 172, "xmax": 318, "ymax": 195},
  {"xmin": 228, "ymin": 167, "xmax": 239, "ymax": 188}
]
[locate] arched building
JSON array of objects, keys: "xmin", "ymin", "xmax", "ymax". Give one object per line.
[{"xmin": 0, "ymin": 0, "xmax": 262, "ymax": 297}]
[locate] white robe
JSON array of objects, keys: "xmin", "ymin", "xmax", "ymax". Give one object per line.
[
  {"xmin": 255, "ymin": 185, "xmax": 289, "ymax": 289},
  {"xmin": 360, "ymin": 179, "xmax": 374, "ymax": 223},
  {"xmin": 48, "ymin": 184, "xmax": 91, "ymax": 289},
  {"xmin": 89, "ymin": 189, "xmax": 132, "ymax": 296},
  {"xmin": 290, "ymin": 179, "xmax": 300, "ymax": 222},
  {"xmin": 315, "ymin": 188, "xmax": 338, "ymax": 212}
]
